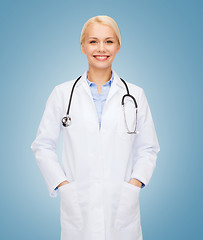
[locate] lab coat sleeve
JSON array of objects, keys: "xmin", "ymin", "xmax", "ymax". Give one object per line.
[
  {"xmin": 31, "ymin": 86, "xmax": 68, "ymax": 198},
  {"xmin": 130, "ymin": 88, "xmax": 160, "ymax": 187}
]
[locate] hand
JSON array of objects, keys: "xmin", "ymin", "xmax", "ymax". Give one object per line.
[
  {"xmin": 57, "ymin": 180, "xmax": 69, "ymax": 188},
  {"xmin": 128, "ymin": 178, "xmax": 142, "ymax": 188}
]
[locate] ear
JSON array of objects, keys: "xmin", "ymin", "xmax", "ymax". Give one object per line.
[{"xmin": 81, "ymin": 42, "xmax": 86, "ymax": 55}]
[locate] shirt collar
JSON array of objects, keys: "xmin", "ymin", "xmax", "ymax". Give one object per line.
[{"xmin": 86, "ymin": 70, "xmax": 114, "ymax": 87}]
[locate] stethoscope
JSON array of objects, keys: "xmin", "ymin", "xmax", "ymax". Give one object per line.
[{"xmin": 62, "ymin": 75, "xmax": 139, "ymax": 134}]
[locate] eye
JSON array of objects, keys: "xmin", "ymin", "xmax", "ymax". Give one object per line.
[
  {"xmin": 90, "ymin": 40, "xmax": 97, "ymax": 44},
  {"xmin": 106, "ymin": 40, "xmax": 113, "ymax": 43}
]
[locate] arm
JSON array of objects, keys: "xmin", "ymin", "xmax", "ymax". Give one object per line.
[
  {"xmin": 31, "ymin": 86, "xmax": 68, "ymax": 197},
  {"xmin": 130, "ymin": 88, "xmax": 160, "ymax": 187}
]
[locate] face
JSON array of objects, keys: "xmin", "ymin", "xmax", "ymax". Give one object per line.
[{"xmin": 81, "ymin": 22, "xmax": 120, "ymax": 71}]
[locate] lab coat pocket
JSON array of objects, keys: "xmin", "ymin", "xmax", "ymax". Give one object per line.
[
  {"xmin": 114, "ymin": 181, "xmax": 140, "ymax": 231},
  {"xmin": 59, "ymin": 182, "xmax": 83, "ymax": 231}
]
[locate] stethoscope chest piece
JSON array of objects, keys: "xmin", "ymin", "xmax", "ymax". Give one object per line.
[{"xmin": 62, "ymin": 115, "xmax": 71, "ymax": 127}]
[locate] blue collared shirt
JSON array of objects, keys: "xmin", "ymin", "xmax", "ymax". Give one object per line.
[{"xmin": 86, "ymin": 70, "xmax": 114, "ymax": 130}]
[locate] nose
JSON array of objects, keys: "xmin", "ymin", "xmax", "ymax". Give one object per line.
[{"xmin": 98, "ymin": 42, "xmax": 105, "ymax": 52}]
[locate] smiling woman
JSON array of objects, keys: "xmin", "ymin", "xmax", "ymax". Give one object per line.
[
  {"xmin": 80, "ymin": 17, "xmax": 121, "ymax": 91},
  {"xmin": 31, "ymin": 15, "xmax": 160, "ymax": 240}
]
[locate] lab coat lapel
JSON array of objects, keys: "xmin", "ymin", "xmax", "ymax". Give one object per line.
[
  {"xmin": 77, "ymin": 71, "xmax": 94, "ymax": 104},
  {"xmin": 105, "ymin": 70, "xmax": 124, "ymax": 105}
]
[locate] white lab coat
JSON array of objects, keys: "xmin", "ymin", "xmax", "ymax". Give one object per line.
[{"xmin": 31, "ymin": 70, "xmax": 160, "ymax": 240}]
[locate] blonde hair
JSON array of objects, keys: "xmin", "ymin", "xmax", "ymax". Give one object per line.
[{"xmin": 80, "ymin": 15, "xmax": 121, "ymax": 46}]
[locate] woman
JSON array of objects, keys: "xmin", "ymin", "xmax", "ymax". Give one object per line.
[{"xmin": 31, "ymin": 15, "xmax": 160, "ymax": 240}]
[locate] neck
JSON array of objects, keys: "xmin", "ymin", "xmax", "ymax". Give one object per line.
[{"xmin": 87, "ymin": 67, "xmax": 112, "ymax": 86}]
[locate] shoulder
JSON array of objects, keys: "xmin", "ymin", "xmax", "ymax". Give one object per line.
[
  {"xmin": 113, "ymin": 70, "xmax": 144, "ymax": 96},
  {"xmin": 113, "ymin": 71, "xmax": 147, "ymax": 108},
  {"xmin": 50, "ymin": 78, "xmax": 80, "ymax": 101},
  {"xmin": 124, "ymin": 80, "xmax": 143, "ymax": 93},
  {"xmin": 45, "ymin": 78, "xmax": 78, "ymax": 111},
  {"xmin": 124, "ymin": 81, "xmax": 146, "ymax": 108},
  {"xmin": 119, "ymin": 78, "xmax": 145, "ymax": 100},
  {"xmin": 54, "ymin": 79, "xmax": 76, "ymax": 93}
]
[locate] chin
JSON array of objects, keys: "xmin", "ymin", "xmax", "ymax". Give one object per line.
[{"xmin": 89, "ymin": 63, "xmax": 112, "ymax": 70}]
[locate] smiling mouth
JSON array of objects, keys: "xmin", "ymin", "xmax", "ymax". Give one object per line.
[{"xmin": 93, "ymin": 55, "xmax": 110, "ymax": 61}]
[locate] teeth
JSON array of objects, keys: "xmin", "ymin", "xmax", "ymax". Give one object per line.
[{"xmin": 94, "ymin": 56, "xmax": 108, "ymax": 59}]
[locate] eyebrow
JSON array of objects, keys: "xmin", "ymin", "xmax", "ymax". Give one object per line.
[{"xmin": 88, "ymin": 37, "xmax": 115, "ymax": 40}]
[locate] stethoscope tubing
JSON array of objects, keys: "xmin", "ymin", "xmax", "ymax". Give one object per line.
[
  {"xmin": 66, "ymin": 75, "xmax": 82, "ymax": 116},
  {"xmin": 62, "ymin": 75, "xmax": 138, "ymax": 134}
]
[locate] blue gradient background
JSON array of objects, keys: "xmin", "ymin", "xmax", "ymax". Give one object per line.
[{"xmin": 0, "ymin": 0, "xmax": 202, "ymax": 239}]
